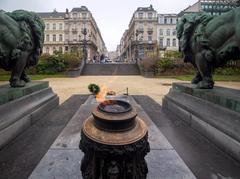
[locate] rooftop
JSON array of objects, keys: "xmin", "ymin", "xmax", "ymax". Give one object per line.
[
  {"xmin": 71, "ymin": 6, "xmax": 88, "ymax": 12},
  {"xmin": 37, "ymin": 10, "xmax": 65, "ymax": 18},
  {"xmin": 136, "ymin": 5, "xmax": 155, "ymax": 12}
]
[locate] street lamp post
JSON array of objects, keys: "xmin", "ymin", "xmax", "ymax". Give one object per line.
[
  {"xmin": 135, "ymin": 29, "xmax": 142, "ymax": 62},
  {"xmin": 82, "ymin": 28, "xmax": 87, "ymax": 63}
]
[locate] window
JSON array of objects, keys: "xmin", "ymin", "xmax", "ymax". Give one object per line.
[
  {"xmin": 159, "ymin": 29, "xmax": 163, "ymax": 36},
  {"xmin": 148, "ymin": 13, "xmax": 153, "ymax": 19},
  {"xmin": 170, "ymin": 18, "xmax": 173, "ymax": 24},
  {"xmin": 139, "ymin": 12, "xmax": 143, "ymax": 19},
  {"xmin": 73, "ymin": 13, "xmax": 77, "ymax": 18},
  {"xmin": 147, "ymin": 27, "xmax": 153, "ymax": 33},
  {"xmin": 159, "ymin": 38, "xmax": 163, "ymax": 48},
  {"xmin": 46, "ymin": 23, "xmax": 50, "ymax": 30},
  {"xmin": 53, "ymin": 46, "xmax": 56, "ymax": 52},
  {"xmin": 172, "ymin": 29, "xmax": 176, "ymax": 36},
  {"xmin": 59, "ymin": 34, "xmax": 63, "ymax": 41},
  {"xmin": 59, "ymin": 23, "xmax": 63, "ymax": 30},
  {"xmin": 164, "ymin": 18, "xmax": 167, "ymax": 24},
  {"xmin": 158, "ymin": 16, "xmax": 163, "ymax": 24},
  {"xmin": 53, "ymin": 23, "xmax": 56, "ymax": 30},
  {"xmin": 173, "ymin": 39, "xmax": 176, "ymax": 47},
  {"xmin": 59, "ymin": 46, "xmax": 63, "ymax": 53},
  {"xmin": 53, "ymin": 34, "xmax": 56, "ymax": 41},
  {"xmin": 82, "ymin": 13, "xmax": 87, "ymax": 19},
  {"xmin": 148, "ymin": 35, "xmax": 152, "ymax": 41},
  {"xmin": 46, "ymin": 34, "xmax": 49, "ymax": 41},
  {"xmin": 46, "ymin": 47, "xmax": 49, "ymax": 54},
  {"xmin": 167, "ymin": 38, "xmax": 170, "ymax": 46},
  {"xmin": 65, "ymin": 46, "xmax": 68, "ymax": 51},
  {"xmin": 167, "ymin": 29, "xmax": 171, "ymax": 36},
  {"xmin": 138, "ymin": 23, "xmax": 144, "ymax": 31}
]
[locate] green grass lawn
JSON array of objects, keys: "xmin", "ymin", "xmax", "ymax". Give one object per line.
[
  {"xmin": 156, "ymin": 74, "xmax": 240, "ymax": 82},
  {"xmin": 0, "ymin": 74, "xmax": 66, "ymax": 81}
]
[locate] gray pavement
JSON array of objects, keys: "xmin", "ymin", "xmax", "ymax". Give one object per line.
[
  {"xmin": 29, "ymin": 95, "xmax": 196, "ymax": 179},
  {"xmin": 0, "ymin": 95, "xmax": 88, "ymax": 179},
  {"xmin": 133, "ymin": 95, "xmax": 240, "ymax": 179},
  {"xmin": 0, "ymin": 94, "xmax": 240, "ymax": 179}
]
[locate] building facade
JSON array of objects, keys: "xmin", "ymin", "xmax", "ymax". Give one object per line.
[
  {"xmin": 178, "ymin": 0, "xmax": 239, "ymax": 16},
  {"xmin": 119, "ymin": 5, "xmax": 158, "ymax": 62},
  {"xmin": 39, "ymin": 10, "xmax": 65, "ymax": 54},
  {"xmin": 157, "ymin": 14, "xmax": 179, "ymax": 51},
  {"xmin": 38, "ymin": 6, "xmax": 107, "ymax": 61},
  {"xmin": 116, "ymin": 2, "xmax": 240, "ymax": 60}
]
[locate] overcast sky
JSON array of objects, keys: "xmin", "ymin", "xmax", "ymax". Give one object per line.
[{"xmin": 0, "ymin": 0, "xmax": 196, "ymax": 51}]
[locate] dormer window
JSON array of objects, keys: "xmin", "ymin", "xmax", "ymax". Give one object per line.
[
  {"xmin": 148, "ymin": 13, "xmax": 153, "ymax": 19},
  {"xmin": 73, "ymin": 13, "xmax": 77, "ymax": 18},
  {"xmin": 82, "ymin": 13, "xmax": 87, "ymax": 19}
]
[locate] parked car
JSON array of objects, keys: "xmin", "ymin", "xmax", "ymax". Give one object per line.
[{"xmin": 104, "ymin": 58, "xmax": 112, "ymax": 63}]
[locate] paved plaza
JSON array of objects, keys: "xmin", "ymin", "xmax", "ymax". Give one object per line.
[
  {"xmin": 1, "ymin": 76, "xmax": 240, "ymax": 104},
  {"xmin": 42, "ymin": 76, "xmax": 240, "ymax": 104},
  {"xmin": 0, "ymin": 76, "xmax": 232, "ymax": 104}
]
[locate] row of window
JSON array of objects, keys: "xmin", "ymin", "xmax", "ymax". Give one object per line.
[
  {"xmin": 159, "ymin": 38, "xmax": 178, "ymax": 47},
  {"xmin": 158, "ymin": 17, "xmax": 178, "ymax": 25},
  {"xmin": 44, "ymin": 46, "xmax": 82, "ymax": 54},
  {"xmin": 159, "ymin": 29, "xmax": 177, "ymax": 36},
  {"xmin": 72, "ymin": 12, "xmax": 87, "ymax": 18},
  {"xmin": 138, "ymin": 12, "xmax": 154, "ymax": 19},
  {"xmin": 201, "ymin": 4, "xmax": 234, "ymax": 10},
  {"xmin": 45, "ymin": 34, "xmax": 63, "ymax": 42},
  {"xmin": 46, "ymin": 23, "xmax": 63, "ymax": 30},
  {"xmin": 44, "ymin": 46, "xmax": 63, "ymax": 54}
]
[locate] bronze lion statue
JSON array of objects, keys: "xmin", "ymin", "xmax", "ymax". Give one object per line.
[
  {"xmin": 0, "ymin": 10, "xmax": 45, "ymax": 87},
  {"xmin": 177, "ymin": 7, "xmax": 240, "ymax": 89}
]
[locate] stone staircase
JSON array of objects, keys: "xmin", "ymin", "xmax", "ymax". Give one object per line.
[{"xmin": 81, "ymin": 63, "xmax": 140, "ymax": 75}]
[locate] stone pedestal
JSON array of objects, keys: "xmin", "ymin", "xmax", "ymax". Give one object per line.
[
  {"xmin": 79, "ymin": 100, "xmax": 150, "ymax": 179},
  {"xmin": 80, "ymin": 131, "xmax": 149, "ymax": 179},
  {"xmin": 0, "ymin": 81, "xmax": 59, "ymax": 149},
  {"xmin": 163, "ymin": 83, "xmax": 240, "ymax": 161}
]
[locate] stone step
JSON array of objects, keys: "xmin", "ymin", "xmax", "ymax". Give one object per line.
[
  {"xmin": 172, "ymin": 83, "xmax": 240, "ymax": 113},
  {"xmin": 81, "ymin": 64, "xmax": 140, "ymax": 75},
  {"xmin": 0, "ymin": 81, "xmax": 59, "ymax": 149},
  {"xmin": 0, "ymin": 81, "xmax": 49, "ymax": 105},
  {"xmin": 163, "ymin": 83, "xmax": 240, "ymax": 162}
]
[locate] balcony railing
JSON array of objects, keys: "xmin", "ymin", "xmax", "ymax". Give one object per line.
[{"xmin": 71, "ymin": 28, "xmax": 78, "ymax": 33}]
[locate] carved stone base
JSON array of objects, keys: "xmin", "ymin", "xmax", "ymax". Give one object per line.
[{"xmin": 79, "ymin": 131, "xmax": 150, "ymax": 179}]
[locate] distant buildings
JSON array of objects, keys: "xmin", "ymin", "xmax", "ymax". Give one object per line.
[
  {"xmin": 38, "ymin": 6, "xmax": 107, "ymax": 61},
  {"xmin": 118, "ymin": 1, "xmax": 239, "ymax": 61},
  {"xmin": 108, "ymin": 51, "xmax": 118, "ymax": 61},
  {"xmin": 178, "ymin": 0, "xmax": 239, "ymax": 16},
  {"xmin": 38, "ymin": 10, "xmax": 65, "ymax": 54},
  {"xmin": 119, "ymin": 5, "xmax": 158, "ymax": 62},
  {"xmin": 157, "ymin": 14, "xmax": 179, "ymax": 51}
]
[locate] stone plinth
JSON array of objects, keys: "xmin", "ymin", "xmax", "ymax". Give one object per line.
[
  {"xmin": 0, "ymin": 81, "xmax": 59, "ymax": 149},
  {"xmin": 172, "ymin": 83, "xmax": 240, "ymax": 113},
  {"xmin": 163, "ymin": 83, "xmax": 240, "ymax": 161},
  {"xmin": 0, "ymin": 81, "xmax": 49, "ymax": 105}
]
